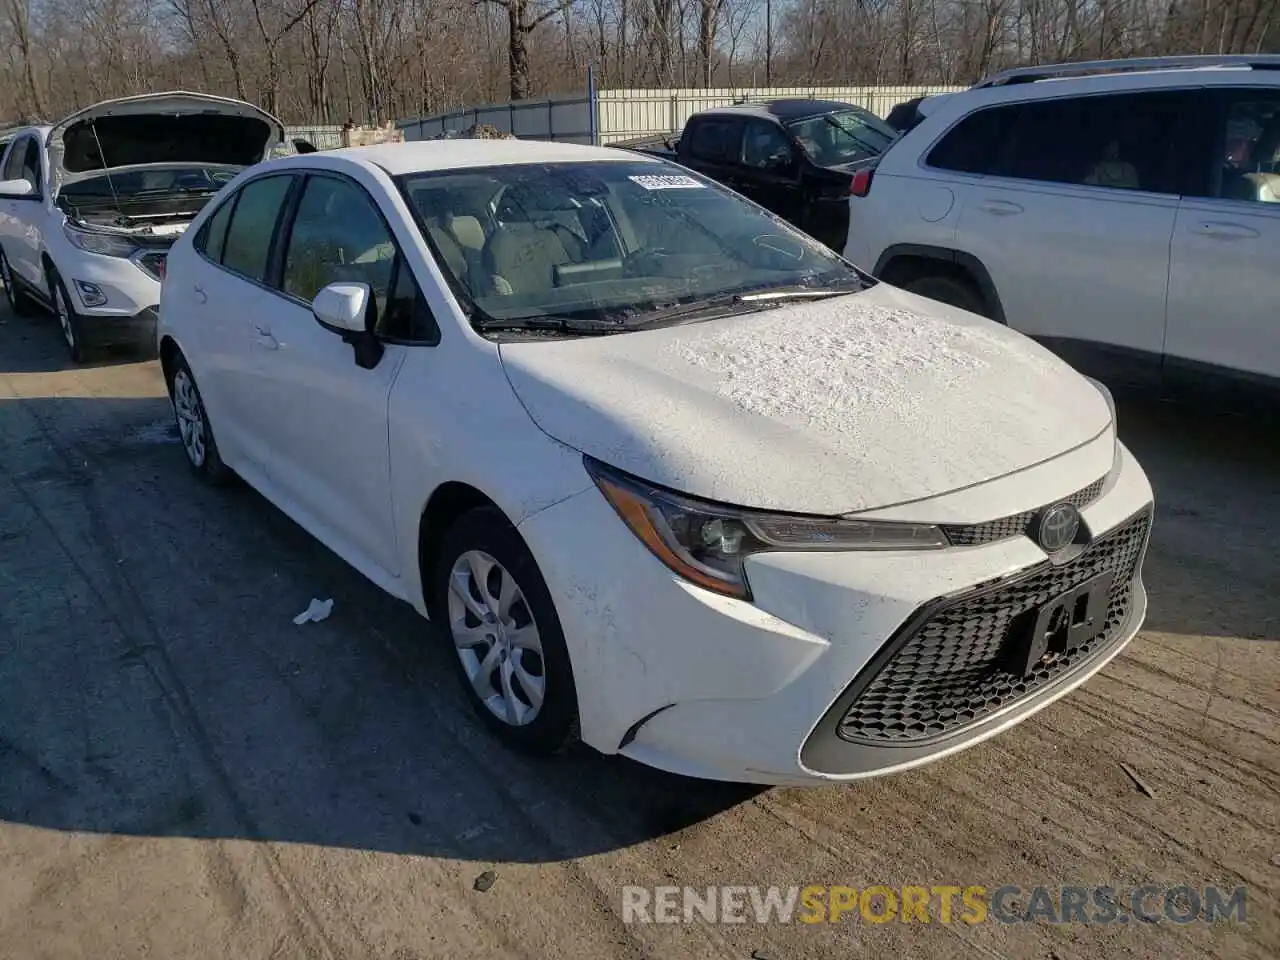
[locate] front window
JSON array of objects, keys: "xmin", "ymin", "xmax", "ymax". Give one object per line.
[
  {"xmin": 398, "ymin": 160, "xmax": 865, "ymax": 334},
  {"xmin": 786, "ymin": 110, "xmax": 897, "ymax": 167}
]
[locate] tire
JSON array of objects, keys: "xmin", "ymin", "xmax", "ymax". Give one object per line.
[
  {"xmin": 0, "ymin": 248, "xmax": 43, "ymax": 317},
  {"xmin": 166, "ymin": 352, "xmax": 232, "ymax": 485},
  {"xmin": 904, "ymin": 273, "xmax": 990, "ymax": 318},
  {"xmin": 431, "ymin": 506, "xmax": 578, "ymax": 754},
  {"xmin": 50, "ymin": 274, "xmax": 87, "ymax": 363}
]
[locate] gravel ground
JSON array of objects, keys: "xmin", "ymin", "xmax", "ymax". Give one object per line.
[{"xmin": 0, "ymin": 300, "xmax": 1276, "ymax": 960}]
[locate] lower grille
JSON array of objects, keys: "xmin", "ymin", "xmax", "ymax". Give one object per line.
[
  {"xmin": 941, "ymin": 476, "xmax": 1107, "ymax": 547},
  {"xmin": 836, "ymin": 510, "xmax": 1150, "ymax": 745},
  {"xmin": 136, "ymin": 251, "xmax": 167, "ymax": 281}
]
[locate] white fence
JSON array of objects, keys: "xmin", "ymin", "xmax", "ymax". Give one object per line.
[{"xmin": 397, "ymin": 85, "xmax": 964, "ymax": 145}]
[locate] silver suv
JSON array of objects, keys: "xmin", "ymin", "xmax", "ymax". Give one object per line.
[{"xmin": 844, "ymin": 55, "xmax": 1280, "ymax": 396}]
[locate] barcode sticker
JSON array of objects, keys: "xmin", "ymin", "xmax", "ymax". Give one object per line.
[{"xmin": 628, "ymin": 175, "xmax": 704, "ymax": 190}]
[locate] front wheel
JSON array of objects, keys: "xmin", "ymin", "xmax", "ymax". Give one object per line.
[
  {"xmin": 431, "ymin": 507, "xmax": 578, "ymax": 754},
  {"xmin": 51, "ymin": 276, "xmax": 86, "ymax": 363}
]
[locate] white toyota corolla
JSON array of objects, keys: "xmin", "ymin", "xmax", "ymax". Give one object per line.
[{"xmin": 157, "ymin": 139, "xmax": 1154, "ymax": 785}]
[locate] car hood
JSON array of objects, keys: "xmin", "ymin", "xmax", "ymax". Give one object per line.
[
  {"xmin": 47, "ymin": 92, "xmax": 285, "ymax": 193},
  {"xmin": 498, "ymin": 283, "xmax": 1113, "ymax": 516}
]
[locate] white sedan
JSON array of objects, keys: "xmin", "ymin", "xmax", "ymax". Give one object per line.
[{"xmin": 156, "ymin": 139, "xmax": 1154, "ymax": 785}]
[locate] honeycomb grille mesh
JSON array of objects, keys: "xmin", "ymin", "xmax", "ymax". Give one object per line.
[
  {"xmin": 837, "ymin": 511, "xmax": 1149, "ymax": 745},
  {"xmin": 941, "ymin": 476, "xmax": 1107, "ymax": 547}
]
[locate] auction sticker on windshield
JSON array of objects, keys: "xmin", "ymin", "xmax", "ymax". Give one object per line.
[{"xmin": 629, "ymin": 175, "xmax": 704, "ymax": 190}]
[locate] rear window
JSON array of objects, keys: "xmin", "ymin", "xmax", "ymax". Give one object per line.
[
  {"xmin": 220, "ymin": 175, "xmax": 293, "ymax": 282},
  {"xmin": 928, "ymin": 91, "xmax": 1187, "ymax": 194}
]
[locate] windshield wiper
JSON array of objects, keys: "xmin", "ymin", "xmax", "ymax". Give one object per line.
[
  {"xmin": 476, "ymin": 316, "xmax": 625, "ymax": 336},
  {"xmin": 736, "ymin": 288, "xmax": 850, "ymax": 302}
]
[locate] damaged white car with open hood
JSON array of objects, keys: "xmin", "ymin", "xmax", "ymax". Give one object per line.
[
  {"xmin": 0, "ymin": 92, "xmax": 284, "ymax": 361},
  {"xmin": 157, "ymin": 140, "xmax": 1155, "ymax": 785}
]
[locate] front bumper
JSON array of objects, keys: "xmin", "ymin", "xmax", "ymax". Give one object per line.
[
  {"xmin": 517, "ymin": 441, "xmax": 1153, "ymax": 785},
  {"xmin": 75, "ymin": 306, "xmax": 159, "ymax": 349}
]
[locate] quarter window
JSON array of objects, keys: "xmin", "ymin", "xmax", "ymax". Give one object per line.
[
  {"xmin": 195, "ymin": 197, "xmax": 236, "ymax": 263},
  {"xmin": 221, "ymin": 175, "xmax": 293, "ymax": 281}
]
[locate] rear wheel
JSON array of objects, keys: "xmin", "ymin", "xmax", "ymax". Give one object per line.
[
  {"xmin": 0, "ymin": 248, "xmax": 42, "ymax": 317},
  {"xmin": 903, "ymin": 273, "xmax": 990, "ymax": 318},
  {"xmin": 167, "ymin": 353, "xmax": 232, "ymax": 485},
  {"xmin": 431, "ymin": 507, "xmax": 578, "ymax": 754}
]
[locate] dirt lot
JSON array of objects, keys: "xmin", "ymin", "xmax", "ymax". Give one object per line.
[{"xmin": 0, "ymin": 299, "xmax": 1276, "ymax": 960}]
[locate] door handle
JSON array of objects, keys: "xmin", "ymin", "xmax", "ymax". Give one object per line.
[
  {"xmin": 192, "ymin": 285, "xmax": 207, "ymax": 304},
  {"xmin": 253, "ymin": 325, "xmax": 279, "ymax": 350},
  {"xmin": 1191, "ymin": 222, "xmax": 1260, "ymax": 241},
  {"xmin": 977, "ymin": 199, "xmax": 1024, "ymax": 216}
]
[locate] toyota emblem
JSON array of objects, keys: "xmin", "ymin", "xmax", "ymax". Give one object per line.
[{"xmin": 1035, "ymin": 503, "xmax": 1081, "ymax": 553}]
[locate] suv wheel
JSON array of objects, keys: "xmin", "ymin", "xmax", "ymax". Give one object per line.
[
  {"xmin": 431, "ymin": 507, "xmax": 578, "ymax": 754},
  {"xmin": 904, "ymin": 274, "xmax": 990, "ymax": 318},
  {"xmin": 0, "ymin": 249, "xmax": 42, "ymax": 317},
  {"xmin": 50, "ymin": 276, "xmax": 87, "ymax": 363}
]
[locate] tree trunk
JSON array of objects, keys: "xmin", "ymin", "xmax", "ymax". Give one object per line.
[{"xmin": 508, "ymin": 1, "xmax": 530, "ymax": 100}]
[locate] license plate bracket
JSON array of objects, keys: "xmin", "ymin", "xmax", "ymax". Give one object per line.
[{"xmin": 1011, "ymin": 571, "xmax": 1116, "ymax": 677}]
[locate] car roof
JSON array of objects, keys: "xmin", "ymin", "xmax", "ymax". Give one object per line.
[
  {"xmin": 324, "ymin": 138, "xmax": 658, "ymax": 176},
  {"xmin": 699, "ymin": 99, "xmax": 858, "ymax": 123}
]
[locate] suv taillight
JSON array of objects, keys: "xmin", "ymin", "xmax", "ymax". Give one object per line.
[{"xmin": 851, "ymin": 168, "xmax": 874, "ymax": 198}]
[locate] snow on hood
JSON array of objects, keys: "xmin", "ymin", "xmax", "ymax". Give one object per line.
[
  {"xmin": 47, "ymin": 92, "xmax": 285, "ymax": 193},
  {"xmin": 499, "ymin": 283, "xmax": 1113, "ymax": 516}
]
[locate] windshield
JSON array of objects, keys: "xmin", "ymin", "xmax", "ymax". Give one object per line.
[
  {"xmin": 786, "ymin": 110, "xmax": 898, "ymax": 167},
  {"xmin": 59, "ymin": 166, "xmax": 240, "ymax": 208},
  {"xmin": 398, "ymin": 160, "xmax": 865, "ymax": 332}
]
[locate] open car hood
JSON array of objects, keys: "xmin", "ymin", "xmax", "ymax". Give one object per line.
[{"xmin": 47, "ymin": 92, "xmax": 285, "ymax": 193}]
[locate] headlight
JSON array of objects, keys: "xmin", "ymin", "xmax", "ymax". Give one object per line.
[
  {"xmin": 63, "ymin": 222, "xmax": 138, "ymax": 258},
  {"xmin": 584, "ymin": 457, "xmax": 946, "ymax": 599},
  {"xmin": 1084, "ymin": 376, "xmax": 1117, "ymax": 429}
]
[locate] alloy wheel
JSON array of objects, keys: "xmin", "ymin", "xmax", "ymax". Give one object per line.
[
  {"xmin": 54, "ymin": 285, "xmax": 75, "ymax": 349},
  {"xmin": 446, "ymin": 549, "xmax": 546, "ymax": 726},
  {"xmin": 0, "ymin": 254, "xmax": 14, "ymax": 311},
  {"xmin": 171, "ymin": 369, "xmax": 207, "ymax": 468}
]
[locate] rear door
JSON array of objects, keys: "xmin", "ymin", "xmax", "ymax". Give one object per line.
[
  {"xmin": 1165, "ymin": 86, "xmax": 1280, "ymax": 384},
  {"xmin": 185, "ymin": 172, "xmax": 297, "ymax": 481},
  {"xmin": 678, "ymin": 116, "xmax": 747, "ymax": 193},
  {"xmin": 942, "ymin": 90, "xmax": 1189, "ymax": 383}
]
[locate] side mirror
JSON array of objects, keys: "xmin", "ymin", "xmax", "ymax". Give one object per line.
[
  {"xmin": 311, "ymin": 281, "xmax": 384, "ymax": 369},
  {"xmin": 0, "ymin": 178, "xmax": 35, "ymax": 199},
  {"xmin": 312, "ymin": 281, "xmax": 371, "ymax": 333}
]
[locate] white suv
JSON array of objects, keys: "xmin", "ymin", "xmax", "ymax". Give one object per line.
[
  {"xmin": 844, "ymin": 55, "xmax": 1280, "ymax": 394},
  {"xmin": 0, "ymin": 92, "xmax": 283, "ymax": 361}
]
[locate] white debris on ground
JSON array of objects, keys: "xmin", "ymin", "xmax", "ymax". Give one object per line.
[{"xmin": 293, "ymin": 598, "xmax": 334, "ymax": 625}]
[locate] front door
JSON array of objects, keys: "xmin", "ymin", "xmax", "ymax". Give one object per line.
[
  {"xmin": 1166, "ymin": 87, "xmax": 1280, "ymax": 384},
  {"xmin": 248, "ymin": 172, "xmax": 407, "ymax": 577},
  {"xmin": 737, "ymin": 119, "xmax": 802, "ymax": 226}
]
